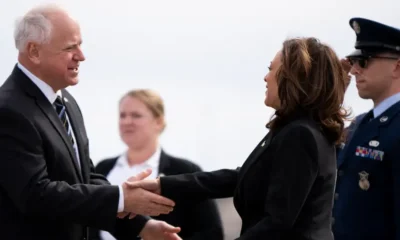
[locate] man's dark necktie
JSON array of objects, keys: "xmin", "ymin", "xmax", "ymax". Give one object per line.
[{"xmin": 54, "ymin": 96, "xmax": 75, "ymax": 145}]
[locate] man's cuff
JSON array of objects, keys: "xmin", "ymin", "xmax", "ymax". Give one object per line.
[{"xmin": 117, "ymin": 185, "xmax": 124, "ymax": 212}]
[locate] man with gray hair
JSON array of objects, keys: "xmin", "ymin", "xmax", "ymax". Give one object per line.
[{"xmin": 0, "ymin": 4, "xmax": 182, "ymax": 240}]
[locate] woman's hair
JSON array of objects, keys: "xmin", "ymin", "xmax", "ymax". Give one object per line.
[
  {"xmin": 120, "ymin": 89, "xmax": 166, "ymax": 131},
  {"xmin": 266, "ymin": 37, "xmax": 351, "ymax": 144}
]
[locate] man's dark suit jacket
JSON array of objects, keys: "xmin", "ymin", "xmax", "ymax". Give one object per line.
[
  {"xmin": 90, "ymin": 151, "xmax": 224, "ymax": 240},
  {"xmin": 0, "ymin": 65, "xmax": 149, "ymax": 240},
  {"xmin": 159, "ymin": 112, "xmax": 337, "ymax": 240}
]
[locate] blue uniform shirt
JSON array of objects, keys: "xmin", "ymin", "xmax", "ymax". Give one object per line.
[{"xmin": 374, "ymin": 92, "xmax": 400, "ymax": 118}]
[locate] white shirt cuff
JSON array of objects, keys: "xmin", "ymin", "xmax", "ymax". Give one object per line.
[{"xmin": 117, "ymin": 185, "xmax": 124, "ymax": 213}]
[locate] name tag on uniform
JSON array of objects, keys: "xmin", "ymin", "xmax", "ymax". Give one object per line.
[{"xmin": 355, "ymin": 146, "xmax": 384, "ymax": 161}]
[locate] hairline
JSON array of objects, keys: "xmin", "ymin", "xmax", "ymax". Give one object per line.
[{"xmin": 14, "ymin": 4, "xmax": 75, "ymax": 52}]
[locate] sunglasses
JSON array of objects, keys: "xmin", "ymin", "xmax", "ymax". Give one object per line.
[{"xmin": 349, "ymin": 55, "xmax": 399, "ymax": 68}]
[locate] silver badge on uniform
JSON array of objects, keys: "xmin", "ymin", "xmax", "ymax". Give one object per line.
[
  {"xmin": 379, "ymin": 116, "xmax": 388, "ymax": 122},
  {"xmin": 358, "ymin": 171, "xmax": 370, "ymax": 191},
  {"xmin": 369, "ymin": 140, "xmax": 379, "ymax": 147}
]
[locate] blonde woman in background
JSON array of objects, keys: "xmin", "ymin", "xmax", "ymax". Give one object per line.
[{"xmin": 91, "ymin": 89, "xmax": 223, "ymax": 240}]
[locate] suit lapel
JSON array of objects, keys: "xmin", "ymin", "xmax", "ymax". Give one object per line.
[
  {"xmin": 61, "ymin": 91, "xmax": 87, "ymax": 182},
  {"xmin": 339, "ymin": 121, "xmax": 379, "ymax": 169},
  {"xmin": 14, "ymin": 67, "xmax": 84, "ymax": 182},
  {"xmin": 237, "ymin": 131, "xmax": 272, "ymax": 188},
  {"xmin": 36, "ymin": 99, "xmax": 83, "ymax": 182},
  {"xmin": 337, "ymin": 113, "xmax": 367, "ymax": 168}
]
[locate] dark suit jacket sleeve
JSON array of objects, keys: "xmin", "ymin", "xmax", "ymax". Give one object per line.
[
  {"xmin": 236, "ymin": 126, "xmax": 319, "ymax": 240},
  {"xmin": 180, "ymin": 164, "xmax": 224, "ymax": 240},
  {"xmin": 160, "ymin": 168, "xmax": 239, "ymax": 203},
  {"xmin": 183, "ymin": 200, "xmax": 223, "ymax": 240},
  {"xmin": 0, "ymin": 108, "xmax": 133, "ymax": 233}
]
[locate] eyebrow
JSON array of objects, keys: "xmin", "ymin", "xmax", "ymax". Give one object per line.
[{"xmin": 64, "ymin": 40, "xmax": 82, "ymax": 49}]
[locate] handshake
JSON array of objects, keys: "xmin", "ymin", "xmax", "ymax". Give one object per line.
[{"xmin": 119, "ymin": 169, "xmax": 181, "ymax": 240}]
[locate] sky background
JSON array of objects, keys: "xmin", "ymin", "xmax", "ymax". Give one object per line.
[{"xmin": 0, "ymin": 0, "xmax": 399, "ymax": 171}]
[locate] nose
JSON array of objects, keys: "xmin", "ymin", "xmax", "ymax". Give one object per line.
[
  {"xmin": 349, "ymin": 64, "xmax": 360, "ymax": 75},
  {"xmin": 74, "ymin": 47, "xmax": 86, "ymax": 62},
  {"xmin": 264, "ymin": 74, "xmax": 268, "ymax": 83}
]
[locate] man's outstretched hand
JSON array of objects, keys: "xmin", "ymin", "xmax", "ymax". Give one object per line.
[
  {"xmin": 118, "ymin": 169, "xmax": 173, "ymax": 219},
  {"xmin": 139, "ymin": 219, "xmax": 182, "ymax": 240}
]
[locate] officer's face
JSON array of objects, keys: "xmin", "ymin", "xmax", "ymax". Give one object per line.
[
  {"xmin": 350, "ymin": 54, "xmax": 400, "ymax": 104},
  {"xmin": 264, "ymin": 51, "xmax": 281, "ymax": 109}
]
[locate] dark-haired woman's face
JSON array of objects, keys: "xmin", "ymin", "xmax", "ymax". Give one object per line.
[{"xmin": 264, "ymin": 51, "xmax": 281, "ymax": 109}]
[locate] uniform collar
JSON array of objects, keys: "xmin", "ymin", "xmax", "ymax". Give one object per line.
[{"xmin": 373, "ymin": 92, "xmax": 400, "ymax": 118}]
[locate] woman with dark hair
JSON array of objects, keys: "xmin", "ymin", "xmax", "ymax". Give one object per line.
[{"xmin": 128, "ymin": 37, "xmax": 350, "ymax": 240}]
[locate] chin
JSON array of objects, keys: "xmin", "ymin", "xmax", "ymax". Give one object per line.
[
  {"xmin": 264, "ymin": 99, "xmax": 278, "ymax": 110},
  {"xmin": 67, "ymin": 78, "xmax": 79, "ymax": 86},
  {"xmin": 357, "ymin": 91, "xmax": 370, "ymax": 99},
  {"xmin": 264, "ymin": 98, "xmax": 272, "ymax": 108}
]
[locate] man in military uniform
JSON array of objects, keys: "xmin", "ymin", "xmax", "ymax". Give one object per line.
[{"xmin": 333, "ymin": 17, "xmax": 400, "ymax": 240}]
